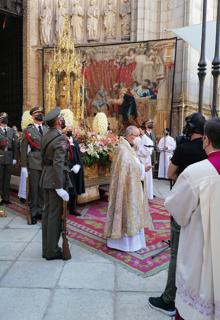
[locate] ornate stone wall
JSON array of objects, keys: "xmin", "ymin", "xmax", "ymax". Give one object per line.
[
  {"xmin": 23, "ymin": 0, "xmax": 42, "ymax": 110},
  {"xmin": 0, "ymin": 0, "xmax": 22, "ymax": 14},
  {"xmin": 38, "ymin": 0, "xmax": 135, "ymax": 45},
  {"xmin": 23, "ymin": 0, "xmax": 219, "ymax": 133}
]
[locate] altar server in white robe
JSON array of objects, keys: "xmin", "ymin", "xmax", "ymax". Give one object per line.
[
  {"xmin": 104, "ymin": 126, "xmax": 153, "ymax": 252},
  {"xmin": 158, "ymin": 128, "xmax": 176, "ymax": 179},
  {"xmin": 165, "ymin": 118, "xmax": 220, "ymax": 320},
  {"xmin": 134, "ymin": 126, "xmax": 154, "ymax": 199}
]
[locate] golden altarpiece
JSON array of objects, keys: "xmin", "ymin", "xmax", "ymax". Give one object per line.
[{"xmin": 44, "ymin": 17, "xmax": 84, "ymax": 123}]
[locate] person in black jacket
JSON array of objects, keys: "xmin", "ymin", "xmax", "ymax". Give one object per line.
[
  {"xmin": 148, "ymin": 112, "xmax": 207, "ymax": 317},
  {"xmin": 66, "ymin": 127, "xmax": 85, "ymax": 216}
]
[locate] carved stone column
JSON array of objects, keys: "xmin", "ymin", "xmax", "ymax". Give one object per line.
[
  {"xmin": 23, "ymin": 0, "xmax": 31, "ymax": 111},
  {"xmin": 23, "ymin": 0, "xmax": 42, "ymax": 111}
]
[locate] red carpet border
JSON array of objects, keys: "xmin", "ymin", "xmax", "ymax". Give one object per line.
[{"xmin": 7, "ymin": 194, "xmax": 170, "ymax": 277}]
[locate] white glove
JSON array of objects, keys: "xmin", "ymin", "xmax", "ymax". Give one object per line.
[
  {"xmin": 13, "ymin": 159, "xmax": 17, "ymax": 165},
  {"xmin": 21, "ymin": 167, "xmax": 28, "ymax": 178},
  {"xmin": 71, "ymin": 164, "xmax": 81, "ymax": 174},
  {"xmin": 55, "ymin": 188, "xmax": 69, "ymax": 202}
]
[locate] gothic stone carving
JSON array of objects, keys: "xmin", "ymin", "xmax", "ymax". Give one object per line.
[
  {"xmin": 87, "ymin": 0, "xmax": 100, "ymax": 41},
  {"xmin": 70, "ymin": 0, "xmax": 84, "ymax": 43},
  {"xmin": 119, "ymin": 0, "xmax": 131, "ymax": 40},
  {"xmin": 55, "ymin": 0, "xmax": 66, "ymax": 42},
  {"xmin": 103, "ymin": 0, "xmax": 117, "ymax": 39},
  {"xmin": 39, "ymin": 1, "xmax": 52, "ymax": 46}
]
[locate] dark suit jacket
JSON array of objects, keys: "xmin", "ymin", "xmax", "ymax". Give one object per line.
[{"xmin": 68, "ymin": 137, "xmax": 85, "ymax": 195}]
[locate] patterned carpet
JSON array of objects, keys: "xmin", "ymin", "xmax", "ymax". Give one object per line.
[
  {"xmin": 7, "ymin": 194, "xmax": 170, "ymax": 277},
  {"xmin": 67, "ymin": 197, "xmax": 170, "ymax": 277}
]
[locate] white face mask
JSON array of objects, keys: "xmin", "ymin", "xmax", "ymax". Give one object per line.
[{"xmin": 133, "ymin": 137, "xmax": 139, "ymax": 146}]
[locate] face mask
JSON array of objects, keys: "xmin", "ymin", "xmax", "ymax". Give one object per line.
[
  {"xmin": 60, "ymin": 119, "xmax": 66, "ymax": 129},
  {"xmin": 66, "ymin": 131, "xmax": 72, "ymax": 137},
  {"xmin": 1, "ymin": 118, "xmax": 8, "ymax": 125},
  {"xmin": 133, "ymin": 137, "xmax": 139, "ymax": 145},
  {"xmin": 34, "ymin": 114, "xmax": 44, "ymax": 122}
]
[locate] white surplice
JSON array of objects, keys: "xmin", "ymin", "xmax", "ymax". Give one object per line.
[
  {"xmin": 158, "ymin": 135, "xmax": 176, "ymax": 178},
  {"xmin": 18, "ymin": 170, "xmax": 27, "ymax": 199},
  {"xmin": 165, "ymin": 159, "xmax": 220, "ymax": 320},
  {"xmin": 135, "ymin": 134, "xmax": 154, "ymax": 199}
]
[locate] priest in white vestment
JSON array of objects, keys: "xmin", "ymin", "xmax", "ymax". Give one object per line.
[
  {"xmin": 104, "ymin": 126, "xmax": 153, "ymax": 252},
  {"xmin": 134, "ymin": 127, "xmax": 154, "ymax": 199},
  {"xmin": 165, "ymin": 118, "xmax": 220, "ymax": 320},
  {"xmin": 158, "ymin": 129, "xmax": 176, "ymax": 179}
]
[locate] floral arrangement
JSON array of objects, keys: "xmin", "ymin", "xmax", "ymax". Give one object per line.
[
  {"xmin": 60, "ymin": 109, "xmax": 78, "ymax": 128},
  {"xmin": 92, "ymin": 112, "xmax": 108, "ymax": 135},
  {"xmin": 79, "ymin": 131, "xmax": 119, "ymax": 167},
  {"xmin": 21, "ymin": 110, "xmax": 33, "ymax": 130}
]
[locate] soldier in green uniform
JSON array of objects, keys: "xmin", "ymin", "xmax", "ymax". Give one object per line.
[
  {"xmin": 20, "ymin": 106, "xmax": 47, "ymax": 224},
  {"xmin": 0, "ymin": 112, "xmax": 18, "ymax": 204},
  {"xmin": 40, "ymin": 107, "xmax": 71, "ymax": 260}
]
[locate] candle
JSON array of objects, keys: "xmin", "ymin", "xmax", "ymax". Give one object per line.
[{"xmin": 164, "ymin": 119, "xmax": 167, "ymax": 130}]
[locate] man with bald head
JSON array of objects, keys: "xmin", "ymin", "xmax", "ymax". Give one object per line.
[{"xmin": 104, "ymin": 126, "xmax": 153, "ymax": 252}]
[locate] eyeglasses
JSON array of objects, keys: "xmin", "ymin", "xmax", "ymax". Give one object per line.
[{"xmin": 131, "ymin": 133, "xmax": 140, "ymax": 137}]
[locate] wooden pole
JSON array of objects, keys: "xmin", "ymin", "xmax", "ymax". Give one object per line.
[
  {"xmin": 211, "ymin": 2, "xmax": 220, "ymax": 118},
  {"xmin": 198, "ymin": 0, "xmax": 207, "ymax": 114}
]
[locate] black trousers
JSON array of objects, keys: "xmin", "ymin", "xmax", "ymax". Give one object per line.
[
  {"xmin": 0, "ymin": 164, "xmax": 12, "ymax": 201},
  {"xmin": 69, "ymin": 194, "xmax": 77, "ymax": 213}
]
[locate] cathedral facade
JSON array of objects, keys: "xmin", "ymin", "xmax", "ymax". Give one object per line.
[{"xmin": 5, "ymin": 0, "xmax": 220, "ymax": 132}]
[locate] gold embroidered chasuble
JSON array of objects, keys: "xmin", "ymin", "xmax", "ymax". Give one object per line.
[{"xmin": 104, "ymin": 137, "xmax": 150, "ymax": 240}]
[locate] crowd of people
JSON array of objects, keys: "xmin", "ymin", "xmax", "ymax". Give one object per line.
[{"xmin": 0, "ymin": 107, "xmax": 220, "ymax": 319}]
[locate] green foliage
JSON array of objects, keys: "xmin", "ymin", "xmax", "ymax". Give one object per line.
[
  {"xmin": 98, "ymin": 151, "xmax": 111, "ymax": 167},
  {"xmin": 82, "ymin": 154, "xmax": 98, "ymax": 167}
]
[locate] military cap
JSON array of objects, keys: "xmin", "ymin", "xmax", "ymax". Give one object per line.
[
  {"xmin": 0, "ymin": 112, "xmax": 8, "ymax": 120},
  {"xmin": 44, "ymin": 107, "xmax": 61, "ymax": 123},
  {"xmin": 146, "ymin": 119, "xmax": 154, "ymax": 124},
  {"xmin": 30, "ymin": 106, "xmax": 44, "ymax": 115}
]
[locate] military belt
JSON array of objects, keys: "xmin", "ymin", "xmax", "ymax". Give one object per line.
[{"xmin": 43, "ymin": 160, "xmax": 68, "ymax": 167}]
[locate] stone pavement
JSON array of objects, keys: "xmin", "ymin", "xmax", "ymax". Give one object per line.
[{"xmin": 0, "ymin": 180, "xmax": 171, "ymax": 320}]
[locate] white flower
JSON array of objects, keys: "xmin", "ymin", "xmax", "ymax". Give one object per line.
[
  {"xmin": 92, "ymin": 112, "xmax": 108, "ymax": 135},
  {"xmin": 21, "ymin": 111, "xmax": 33, "ymax": 130},
  {"xmin": 60, "ymin": 109, "xmax": 76, "ymax": 127}
]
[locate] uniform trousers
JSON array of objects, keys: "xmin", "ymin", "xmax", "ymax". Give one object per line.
[
  {"xmin": 42, "ymin": 189, "xmax": 62, "ymax": 258},
  {"xmin": 29, "ymin": 169, "xmax": 43, "ymax": 217},
  {"xmin": 0, "ymin": 164, "xmax": 12, "ymax": 202}
]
